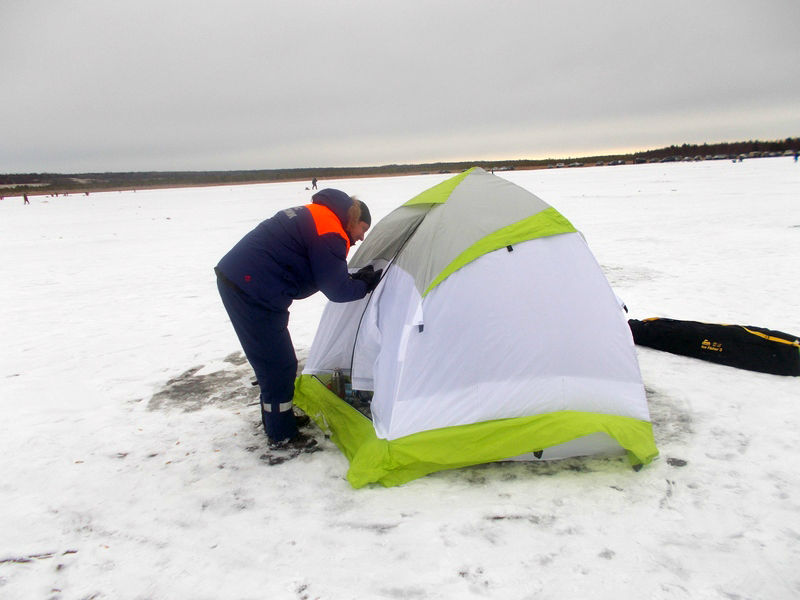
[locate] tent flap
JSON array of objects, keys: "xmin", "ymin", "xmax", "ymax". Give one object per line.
[{"xmin": 293, "ymin": 375, "xmax": 375, "ymax": 462}]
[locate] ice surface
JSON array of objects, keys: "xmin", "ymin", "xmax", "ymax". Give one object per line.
[{"xmin": 1, "ymin": 159, "xmax": 798, "ymax": 598}]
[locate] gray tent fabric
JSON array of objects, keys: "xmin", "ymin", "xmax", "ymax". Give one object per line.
[{"xmin": 351, "ymin": 167, "xmax": 555, "ymax": 296}]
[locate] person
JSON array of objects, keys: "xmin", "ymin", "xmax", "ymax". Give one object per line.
[
  {"xmin": 23, "ymin": 193, "xmax": 30, "ymax": 205},
  {"xmin": 215, "ymin": 189, "xmax": 381, "ymax": 449},
  {"xmin": 311, "ymin": 176, "xmax": 318, "ymax": 190}
]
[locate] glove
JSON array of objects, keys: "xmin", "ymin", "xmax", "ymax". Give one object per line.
[
  {"xmin": 352, "ymin": 265, "xmax": 383, "ymax": 292},
  {"xmin": 351, "ymin": 265, "xmax": 374, "ymax": 280},
  {"xmin": 363, "ymin": 268, "xmax": 383, "ymax": 292}
]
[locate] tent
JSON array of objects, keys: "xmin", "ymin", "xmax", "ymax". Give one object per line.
[{"xmin": 294, "ymin": 167, "xmax": 658, "ymax": 487}]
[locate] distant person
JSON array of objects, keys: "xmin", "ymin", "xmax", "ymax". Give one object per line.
[
  {"xmin": 311, "ymin": 177, "xmax": 318, "ymax": 190},
  {"xmin": 794, "ymin": 151, "xmax": 798, "ymax": 163},
  {"xmin": 23, "ymin": 193, "xmax": 30, "ymax": 205},
  {"xmin": 214, "ymin": 189, "xmax": 380, "ymax": 449}
]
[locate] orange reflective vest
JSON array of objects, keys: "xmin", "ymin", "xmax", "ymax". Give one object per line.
[{"xmin": 306, "ymin": 203, "xmax": 350, "ymax": 253}]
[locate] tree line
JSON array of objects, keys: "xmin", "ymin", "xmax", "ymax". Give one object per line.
[{"xmin": 2, "ymin": 137, "xmax": 797, "ymax": 196}]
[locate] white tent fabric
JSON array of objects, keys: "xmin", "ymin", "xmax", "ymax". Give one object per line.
[{"xmin": 305, "ymin": 232, "xmax": 647, "ymax": 443}]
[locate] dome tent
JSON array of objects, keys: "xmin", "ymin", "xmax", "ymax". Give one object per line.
[{"xmin": 294, "ymin": 167, "xmax": 657, "ymax": 487}]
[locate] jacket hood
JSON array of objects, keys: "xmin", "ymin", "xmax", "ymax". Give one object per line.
[{"xmin": 311, "ymin": 189, "xmax": 352, "ymax": 228}]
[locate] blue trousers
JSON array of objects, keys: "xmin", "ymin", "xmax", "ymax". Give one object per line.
[{"xmin": 216, "ymin": 277, "xmax": 298, "ymax": 441}]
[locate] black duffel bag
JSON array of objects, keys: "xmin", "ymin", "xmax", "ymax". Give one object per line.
[{"xmin": 629, "ymin": 318, "xmax": 800, "ymax": 376}]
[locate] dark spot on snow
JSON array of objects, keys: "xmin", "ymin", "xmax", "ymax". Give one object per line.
[
  {"xmin": 457, "ymin": 566, "xmax": 491, "ymax": 589},
  {"xmin": 704, "ymin": 429, "xmax": 752, "ymax": 462},
  {"xmin": 659, "ymin": 480, "xmax": 677, "ymax": 509},
  {"xmin": 338, "ymin": 522, "xmax": 398, "ymax": 535},
  {"xmin": 261, "ymin": 453, "xmax": 288, "ymax": 466},
  {"xmin": 485, "ymin": 513, "xmax": 556, "ymax": 527},
  {"xmin": 148, "ymin": 359, "xmax": 257, "ymax": 412},
  {"xmin": 148, "ymin": 351, "xmax": 308, "ymax": 412},
  {"xmin": 538, "ymin": 553, "xmax": 556, "ymax": 566},
  {"xmin": 259, "ymin": 443, "xmax": 321, "ymax": 466},
  {"xmin": 599, "ymin": 548, "xmax": 615, "ymax": 560},
  {"xmin": 558, "ymin": 526, "xmax": 582, "ymax": 536},
  {"xmin": 566, "ymin": 463, "xmax": 589, "ymax": 472},
  {"xmin": 646, "ymin": 385, "xmax": 693, "ymax": 445},
  {"xmin": 0, "ymin": 557, "xmax": 32, "ymax": 564},
  {"xmin": 0, "ymin": 549, "xmax": 78, "ymax": 566},
  {"xmin": 666, "ymin": 457, "xmax": 688, "ymax": 467},
  {"xmin": 223, "ymin": 351, "xmax": 248, "ymax": 366},
  {"xmin": 444, "ymin": 453, "xmax": 631, "ymax": 484}
]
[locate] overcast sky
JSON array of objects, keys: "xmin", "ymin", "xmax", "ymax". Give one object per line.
[{"xmin": 2, "ymin": 0, "xmax": 799, "ymax": 173}]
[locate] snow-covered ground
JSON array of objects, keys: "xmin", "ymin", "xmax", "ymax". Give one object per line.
[{"xmin": 1, "ymin": 158, "xmax": 799, "ymax": 599}]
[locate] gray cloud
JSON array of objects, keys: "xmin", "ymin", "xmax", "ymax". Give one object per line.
[{"xmin": 2, "ymin": 0, "xmax": 799, "ymax": 172}]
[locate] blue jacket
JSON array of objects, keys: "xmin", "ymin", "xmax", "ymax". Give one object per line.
[{"xmin": 216, "ymin": 189, "xmax": 369, "ymax": 311}]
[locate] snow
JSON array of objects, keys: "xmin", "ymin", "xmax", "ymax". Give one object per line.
[{"xmin": 2, "ymin": 159, "xmax": 799, "ymax": 599}]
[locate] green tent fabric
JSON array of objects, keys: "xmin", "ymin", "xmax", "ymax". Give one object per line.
[{"xmin": 294, "ymin": 375, "xmax": 658, "ymax": 488}]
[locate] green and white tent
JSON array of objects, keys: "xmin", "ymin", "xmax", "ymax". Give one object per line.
[{"xmin": 294, "ymin": 167, "xmax": 658, "ymax": 487}]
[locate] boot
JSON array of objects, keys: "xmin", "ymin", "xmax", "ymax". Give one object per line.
[
  {"xmin": 262, "ymin": 402, "xmax": 298, "ymax": 442},
  {"xmin": 294, "ymin": 411, "xmax": 311, "ymax": 428},
  {"xmin": 268, "ymin": 431, "xmax": 318, "ymax": 451}
]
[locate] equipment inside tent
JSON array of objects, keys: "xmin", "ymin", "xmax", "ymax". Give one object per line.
[
  {"xmin": 294, "ymin": 167, "xmax": 658, "ymax": 487},
  {"xmin": 629, "ymin": 318, "xmax": 800, "ymax": 376}
]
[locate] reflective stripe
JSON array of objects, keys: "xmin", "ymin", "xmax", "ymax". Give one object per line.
[
  {"xmin": 306, "ymin": 204, "xmax": 351, "ymax": 253},
  {"xmin": 643, "ymin": 318, "xmax": 800, "ymax": 347},
  {"xmin": 740, "ymin": 326, "xmax": 800, "ymax": 347},
  {"xmin": 262, "ymin": 400, "xmax": 294, "ymax": 413}
]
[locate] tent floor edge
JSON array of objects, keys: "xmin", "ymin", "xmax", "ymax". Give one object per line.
[{"xmin": 294, "ymin": 375, "xmax": 659, "ymax": 488}]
